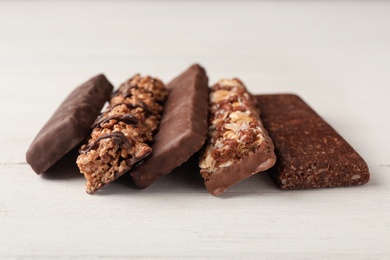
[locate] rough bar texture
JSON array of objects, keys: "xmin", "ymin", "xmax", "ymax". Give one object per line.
[
  {"xmin": 77, "ymin": 75, "xmax": 168, "ymax": 194},
  {"xmin": 256, "ymin": 94, "xmax": 370, "ymax": 189},
  {"xmin": 130, "ymin": 64, "xmax": 209, "ymax": 188},
  {"xmin": 26, "ymin": 74, "xmax": 113, "ymax": 174},
  {"xmin": 199, "ymin": 79, "xmax": 276, "ymax": 195}
]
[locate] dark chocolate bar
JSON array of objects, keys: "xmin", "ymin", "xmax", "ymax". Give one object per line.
[
  {"xmin": 130, "ymin": 64, "xmax": 209, "ymax": 188},
  {"xmin": 199, "ymin": 79, "xmax": 276, "ymax": 195},
  {"xmin": 256, "ymin": 94, "xmax": 370, "ymax": 189},
  {"xmin": 26, "ymin": 74, "xmax": 114, "ymax": 174}
]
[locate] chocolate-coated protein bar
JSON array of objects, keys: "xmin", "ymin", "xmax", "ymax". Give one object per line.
[
  {"xmin": 26, "ymin": 74, "xmax": 113, "ymax": 174},
  {"xmin": 130, "ymin": 64, "xmax": 209, "ymax": 188}
]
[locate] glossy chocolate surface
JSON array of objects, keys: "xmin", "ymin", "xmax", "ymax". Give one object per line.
[
  {"xmin": 130, "ymin": 64, "xmax": 209, "ymax": 188},
  {"xmin": 26, "ymin": 74, "xmax": 113, "ymax": 174}
]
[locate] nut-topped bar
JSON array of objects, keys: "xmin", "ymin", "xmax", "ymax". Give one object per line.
[
  {"xmin": 77, "ymin": 75, "xmax": 168, "ymax": 194},
  {"xmin": 199, "ymin": 79, "xmax": 276, "ymax": 195}
]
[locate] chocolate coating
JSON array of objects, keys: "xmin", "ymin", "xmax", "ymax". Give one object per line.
[
  {"xmin": 26, "ymin": 74, "xmax": 113, "ymax": 174},
  {"xmin": 204, "ymin": 142, "xmax": 276, "ymax": 195},
  {"xmin": 256, "ymin": 94, "xmax": 370, "ymax": 189},
  {"xmin": 130, "ymin": 64, "xmax": 209, "ymax": 188}
]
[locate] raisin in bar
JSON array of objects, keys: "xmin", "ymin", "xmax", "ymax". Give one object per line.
[
  {"xmin": 77, "ymin": 75, "xmax": 168, "ymax": 194},
  {"xmin": 256, "ymin": 94, "xmax": 370, "ymax": 189},
  {"xmin": 130, "ymin": 64, "xmax": 209, "ymax": 188},
  {"xmin": 199, "ymin": 79, "xmax": 276, "ymax": 195},
  {"xmin": 26, "ymin": 74, "xmax": 113, "ymax": 174}
]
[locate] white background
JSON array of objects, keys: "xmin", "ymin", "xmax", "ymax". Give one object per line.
[{"xmin": 1, "ymin": 1, "xmax": 389, "ymax": 259}]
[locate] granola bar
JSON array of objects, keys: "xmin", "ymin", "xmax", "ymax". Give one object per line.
[
  {"xmin": 76, "ymin": 75, "xmax": 168, "ymax": 193},
  {"xmin": 199, "ymin": 79, "xmax": 276, "ymax": 195}
]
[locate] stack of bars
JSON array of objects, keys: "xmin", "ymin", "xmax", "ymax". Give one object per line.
[{"xmin": 26, "ymin": 64, "xmax": 370, "ymax": 195}]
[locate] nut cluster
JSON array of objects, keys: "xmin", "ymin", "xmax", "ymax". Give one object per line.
[{"xmin": 199, "ymin": 78, "xmax": 266, "ymax": 177}]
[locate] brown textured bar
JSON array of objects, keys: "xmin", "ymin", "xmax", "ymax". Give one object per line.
[
  {"xmin": 77, "ymin": 75, "xmax": 168, "ymax": 193},
  {"xmin": 199, "ymin": 79, "xmax": 276, "ymax": 195},
  {"xmin": 26, "ymin": 74, "xmax": 114, "ymax": 174},
  {"xmin": 130, "ymin": 64, "xmax": 209, "ymax": 188},
  {"xmin": 256, "ymin": 94, "xmax": 370, "ymax": 189}
]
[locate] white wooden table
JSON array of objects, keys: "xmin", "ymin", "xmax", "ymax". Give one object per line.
[{"xmin": 1, "ymin": 1, "xmax": 390, "ymax": 259}]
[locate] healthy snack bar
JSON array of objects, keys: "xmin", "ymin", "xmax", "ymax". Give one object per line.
[
  {"xmin": 77, "ymin": 75, "xmax": 168, "ymax": 193},
  {"xmin": 130, "ymin": 64, "xmax": 209, "ymax": 188},
  {"xmin": 199, "ymin": 79, "xmax": 276, "ymax": 195},
  {"xmin": 256, "ymin": 94, "xmax": 370, "ymax": 189},
  {"xmin": 26, "ymin": 74, "xmax": 113, "ymax": 174}
]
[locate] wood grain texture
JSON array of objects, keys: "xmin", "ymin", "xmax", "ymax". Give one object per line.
[{"xmin": 1, "ymin": 1, "xmax": 390, "ymax": 259}]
